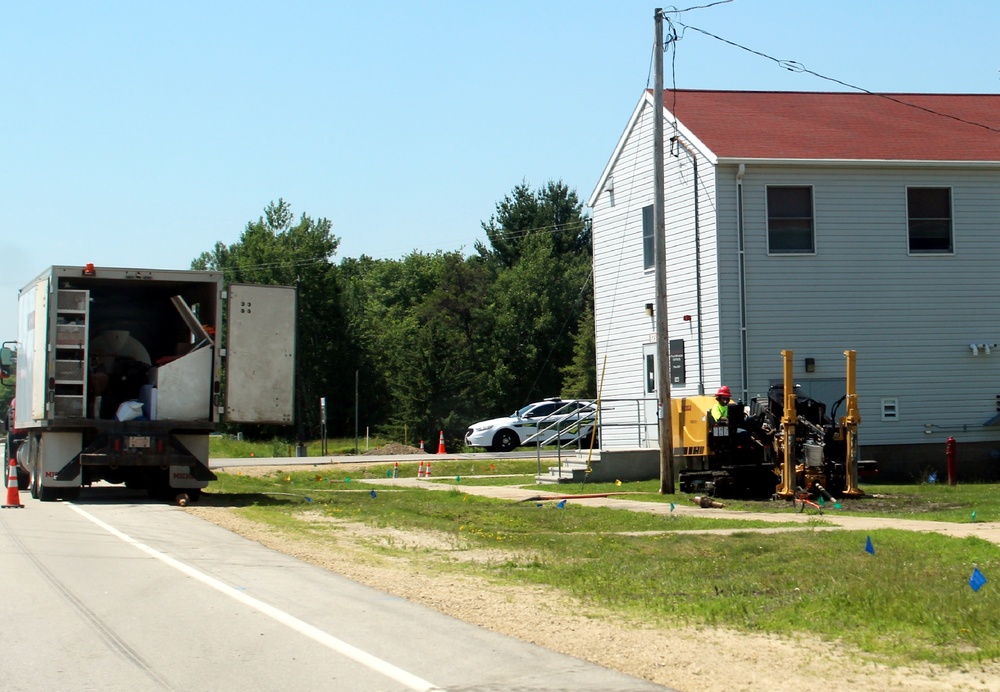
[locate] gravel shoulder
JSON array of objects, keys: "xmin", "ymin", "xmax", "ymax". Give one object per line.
[{"xmin": 189, "ymin": 464, "xmax": 1000, "ymax": 691}]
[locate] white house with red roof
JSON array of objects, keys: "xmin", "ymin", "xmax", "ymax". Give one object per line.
[{"xmin": 587, "ymin": 89, "xmax": 1000, "ymax": 479}]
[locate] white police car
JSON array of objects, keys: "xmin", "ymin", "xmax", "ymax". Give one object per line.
[{"xmin": 465, "ymin": 398, "xmax": 597, "ymax": 453}]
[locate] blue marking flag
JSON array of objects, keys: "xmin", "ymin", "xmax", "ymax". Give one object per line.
[
  {"xmin": 865, "ymin": 536, "xmax": 875, "ymax": 555},
  {"xmin": 370, "ymin": 490, "xmax": 377, "ymax": 499},
  {"xmin": 928, "ymin": 471, "xmax": 937, "ymax": 483},
  {"xmin": 305, "ymin": 497, "xmax": 313, "ymax": 503},
  {"xmin": 970, "ymin": 568, "xmax": 987, "ymax": 592},
  {"xmin": 557, "ymin": 500, "xmax": 567, "ymax": 509}
]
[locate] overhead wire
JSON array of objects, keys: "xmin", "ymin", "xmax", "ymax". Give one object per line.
[{"xmin": 675, "ymin": 21, "xmax": 1000, "ymax": 135}]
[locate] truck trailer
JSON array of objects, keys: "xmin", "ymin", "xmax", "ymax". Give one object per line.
[{"xmin": 2, "ymin": 265, "xmax": 295, "ymax": 502}]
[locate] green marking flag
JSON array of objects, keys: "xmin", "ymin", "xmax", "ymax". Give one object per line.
[
  {"xmin": 818, "ymin": 495, "xmax": 825, "ymax": 507},
  {"xmin": 971, "ymin": 511, "xmax": 977, "ymax": 522},
  {"xmin": 670, "ymin": 503, "xmax": 675, "ymax": 512}
]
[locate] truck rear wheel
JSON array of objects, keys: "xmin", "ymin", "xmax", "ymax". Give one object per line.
[{"xmin": 29, "ymin": 455, "xmax": 58, "ymax": 502}]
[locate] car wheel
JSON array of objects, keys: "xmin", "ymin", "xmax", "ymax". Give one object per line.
[{"xmin": 491, "ymin": 429, "xmax": 518, "ymax": 453}]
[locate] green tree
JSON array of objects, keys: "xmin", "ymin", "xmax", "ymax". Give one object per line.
[
  {"xmin": 560, "ymin": 291, "xmax": 597, "ymax": 399},
  {"xmin": 339, "ymin": 251, "xmax": 489, "ymax": 447},
  {"xmin": 192, "ymin": 200, "xmax": 347, "ymax": 439},
  {"xmin": 476, "ymin": 180, "xmax": 592, "ymax": 270},
  {"xmin": 473, "ymin": 181, "xmax": 595, "ymax": 416}
]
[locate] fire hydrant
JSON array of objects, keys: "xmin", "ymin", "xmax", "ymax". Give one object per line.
[{"xmin": 946, "ymin": 436, "xmax": 957, "ymax": 486}]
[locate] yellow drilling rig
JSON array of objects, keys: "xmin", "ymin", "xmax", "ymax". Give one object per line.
[{"xmin": 674, "ymin": 350, "xmax": 874, "ymax": 499}]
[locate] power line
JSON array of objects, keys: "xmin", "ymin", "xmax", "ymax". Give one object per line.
[
  {"xmin": 675, "ymin": 21, "xmax": 1000, "ymax": 135},
  {"xmin": 669, "ymin": 0, "xmax": 735, "ymax": 12}
]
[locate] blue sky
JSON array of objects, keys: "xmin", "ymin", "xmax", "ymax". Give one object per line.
[{"xmin": 2, "ymin": 1, "xmax": 998, "ymax": 337}]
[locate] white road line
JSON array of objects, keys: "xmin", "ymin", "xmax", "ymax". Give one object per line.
[{"xmin": 67, "ymin": 503, "xmax": 442, "ymax": 692}]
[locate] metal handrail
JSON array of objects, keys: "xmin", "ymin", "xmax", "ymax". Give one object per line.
[{"xmin": 523, "ymin": 397, "xmax": 661, "ymax": 479}]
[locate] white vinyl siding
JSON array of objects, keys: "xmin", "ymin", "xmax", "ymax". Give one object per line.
[
  {"xmin": 590, "ymin": 97, "xmax": 720, "ymax": 447},
  {"xmin": 737, "ymin": 164, "xmax": 1000, "ymax": 447},
  {"xmin": 590, "ymin": 94, "xmax": 1000, "ymax": 458}
]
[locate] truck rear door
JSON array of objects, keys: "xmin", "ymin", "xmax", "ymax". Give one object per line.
[{"xmin": 224, "ymin": 283, "xmax": 296, "ymax": 424}]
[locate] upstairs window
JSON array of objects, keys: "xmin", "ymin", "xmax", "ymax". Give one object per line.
[
  {"xmin": 907, "ymin": 187, "xmax": 952, "ymax": 253},
  {"xmin": 642, "ymin": 205, "xmax": 654, "ymax": 270},
  {"xmin": 767, "ymin": 186, "xmax": 814, "ymax": 254}
]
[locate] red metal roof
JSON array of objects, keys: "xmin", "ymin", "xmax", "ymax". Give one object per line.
[{"xmin": 658, "ymin": 90, "xmax": 1000, "ymax": 161}]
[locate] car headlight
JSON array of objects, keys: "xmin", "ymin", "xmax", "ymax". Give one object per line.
[{"xmin": 474, "ymin": 424, "xmax": 494, "ymax": 432}]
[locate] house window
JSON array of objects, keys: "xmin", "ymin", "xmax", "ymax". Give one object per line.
[
  {"xmin": 907, "ymin": 187, "xmax": 952, "ymax": 253},
  {"xmin": 642, "ymin": 205, "xmax": 654, "ymax": 269},
  {"xmin": 880, "ymin": 398, "xmax": 899, "ymax": 421},
  {"xmin": 767, "ymin": 186, "xmax": 814, "ymax": 254}
]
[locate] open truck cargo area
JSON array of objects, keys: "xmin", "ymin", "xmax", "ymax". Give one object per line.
[{"xmin": 8, "ymin": 265, "xmax": 296, "ymax": 502}]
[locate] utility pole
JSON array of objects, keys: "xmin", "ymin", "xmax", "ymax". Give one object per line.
[{"xmin": 653, "ymin": 8, "xmax": 675, "ymax": 494}]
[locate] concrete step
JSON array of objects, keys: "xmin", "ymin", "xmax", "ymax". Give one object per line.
[{"xmin": 535, "ymin": 459, "xmax": 593, "ymax": 484}]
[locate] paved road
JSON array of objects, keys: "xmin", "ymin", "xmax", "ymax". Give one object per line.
[{"xmin": 0, "ymin": 487, "xmax": 667, "ymax": 691}]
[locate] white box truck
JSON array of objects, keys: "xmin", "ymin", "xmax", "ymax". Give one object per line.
[{"xmin": 2, "ymin": 265, "xmax": 296, "ymax": 502}]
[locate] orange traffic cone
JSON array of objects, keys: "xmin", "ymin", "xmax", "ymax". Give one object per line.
[
  {"xmin": 417, "ymin": 460, "xmax": 425, "ymax": 478},
  {"xmin": 419, "ymin": 440, "xmax": 424, "ymax": 451},
  {"xmin": 3, "ymin": 459, "xmax": 24, "ymax": 509},
  {"xmin": 393, "ymin": 461, "xmax": 399, "ymax": 478},
  {"xmin": 424, "ymin": 460, "xmax": 432, "ymax": 478},
  {"xmin": 437, "ymin": 431, "xmax": 446, "ymax": 455}
]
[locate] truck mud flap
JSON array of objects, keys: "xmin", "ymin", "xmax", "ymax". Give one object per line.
[{"xmin": 55, "ymin": 455, "xmax": 82, "ymax": 481}]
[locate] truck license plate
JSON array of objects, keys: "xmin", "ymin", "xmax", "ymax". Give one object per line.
[{"xmin": 128, "ymin": 436, "xmax": 150, "ymax": 448}]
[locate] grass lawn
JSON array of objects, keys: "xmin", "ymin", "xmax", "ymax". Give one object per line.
[{"xmin": 202, "ymin": 463, "xmax": 1000, "ymax": 668}]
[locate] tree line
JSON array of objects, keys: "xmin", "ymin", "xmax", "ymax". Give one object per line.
[{"xmin": 192, "ymin": 180, "xmax": 596, "ymax": 449}]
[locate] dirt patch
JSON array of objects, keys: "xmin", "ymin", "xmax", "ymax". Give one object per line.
[
  {"xmin": 363, "ymin": 443, "xmax": 427, "ymax": 455},
  {"xmin": 187, "ymin": 504, "xmax": 1000, "ymax": 691}
]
